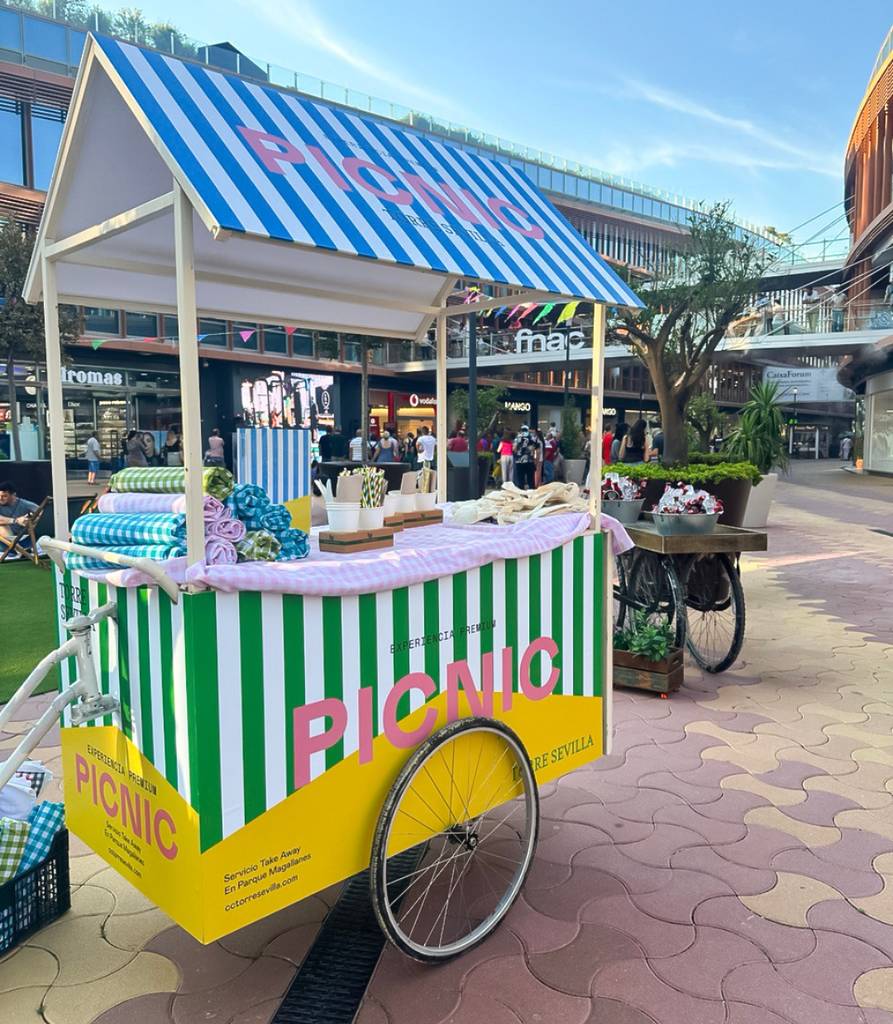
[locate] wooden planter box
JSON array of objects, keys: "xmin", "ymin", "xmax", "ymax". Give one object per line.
[{"xmin": 613, "ymin": 647, "xmax": 684, "ymax": 696}]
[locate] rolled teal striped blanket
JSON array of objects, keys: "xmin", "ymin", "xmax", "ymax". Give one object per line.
[
  {"xmin": 227, "ymin": 484, "xmax": 269, "ymax": 529},
  {"xmin": 72, "ymin": 512, "xmax": 186, "ymax": 547},
  {"xmin": 66, "ymin": 545, "xmax": 184, "ymax": 570},
  {"xmin": 109, "ymin": 466, "xmax": 234, "ymax": 500},
  {"xmin": 259, "ymin": 503, "xmax": 292, "ymax": 533}
]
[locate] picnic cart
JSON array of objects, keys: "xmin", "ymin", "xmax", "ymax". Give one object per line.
[
  {"xmin": 614, "ymin": 519, "xmax": 767, "ymax": 675},
  {"xmin": 0, "ymin": 33, "xmax": 644, "ymax": 960}
]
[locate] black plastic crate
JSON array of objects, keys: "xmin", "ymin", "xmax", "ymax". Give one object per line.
[{"xmin": 0, "ymin": 828, "xmax": 70, "ymax": 955}]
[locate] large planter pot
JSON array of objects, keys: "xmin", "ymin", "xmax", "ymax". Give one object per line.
[
  {"xmin": 708, "ymin": 477, "xmax": 753, "ymax": 527},
  {"xmin": 564, "ymin": 459, "xmax": 587, "ymax": 486},
  {"xmin": 741, "ymin": 472, "xmax": 777, "ymax": 528},
  {"xmin": 613, "ymin": 647, "xmax": 684, "ymax": 696}
]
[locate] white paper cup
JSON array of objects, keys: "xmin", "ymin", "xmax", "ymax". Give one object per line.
[
  {"xmin": 398, "ymin": 493, "xmax": 416, "ymax": 514},
  {"xmin": 326, "ymin": 502, "xmax": 361, "ymax": 533},
  {"xmin": 383, "ymin": 492, "xmax": 402, "ymax": 516},
  {"xmin": 415, "ymin": 492, "xmax": 437, "ymax": 511},
  {"xmin": 357, "ymin": 506, "xmax": 385, "ymax": 530}
]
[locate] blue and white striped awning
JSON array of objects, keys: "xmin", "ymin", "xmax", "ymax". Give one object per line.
[{"xmin": 87, "ymin": 34, "xmax": 640, "ymax": 308}]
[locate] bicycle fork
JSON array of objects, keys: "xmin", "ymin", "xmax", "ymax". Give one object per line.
[{"xmin": 0, "ymin": 602, "xmax": 120, "ymax": 791}]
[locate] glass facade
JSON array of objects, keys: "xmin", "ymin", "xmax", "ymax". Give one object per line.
[
  {"xmin": 0, "ymin": 97, "xmax": 25, "ymax": 186},
  {"xmin": 31, "ymin": 102, "xmax": 65, "ymax": 189}
]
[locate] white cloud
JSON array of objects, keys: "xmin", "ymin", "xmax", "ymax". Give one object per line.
[
  {"xmin": 620, "ymin": 78, "xmax": 840, "ymax": 178},
  {"xmin": 238, "ymin": 0, "xmax": 458, "ymax": 115}
]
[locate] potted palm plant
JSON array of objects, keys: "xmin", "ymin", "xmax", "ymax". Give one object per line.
[{"xmin": 723, "ymin": 381, "xmax": 788, "ymax": 528}]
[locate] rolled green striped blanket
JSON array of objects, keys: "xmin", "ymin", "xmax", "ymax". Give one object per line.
[
  {"xmin": 109, "ymin": 466, "xmax": 234, "ymax": 500},
  {"xmin": 66, "ymin": 544, "xmax": 184, "ymax": 570},
  {"xmin": 236, "ymin": 529, "xmax": 281, "ymax": 562},
  {"xmin": 71, "ymin": 512, "xmax": 186, "ymax": 547}
]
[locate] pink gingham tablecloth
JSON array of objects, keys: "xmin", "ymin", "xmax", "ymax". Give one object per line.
[{"xmin": 71, "ymin": 513, "xmax": 632, "ymax": 596}]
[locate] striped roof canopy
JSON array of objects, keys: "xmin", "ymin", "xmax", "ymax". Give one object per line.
[{"xmin": 25, "ymin": 34, "xmax": 642, "ymax": 336}]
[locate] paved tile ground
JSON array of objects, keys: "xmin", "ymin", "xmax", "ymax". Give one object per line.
[{"xmin": 2, "ymin": 463, "xmax": 893, "ymax": 1023}]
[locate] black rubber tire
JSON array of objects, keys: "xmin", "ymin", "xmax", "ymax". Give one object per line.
[
  {"xmin": 625, "ymin": 550, "xmax": 686, "ymax": 651},
  {"xmin": 613, "ymin": 551, "xmax": 633, "ymax": 632},
  {"xmin": 369, "ymin": 717, "xmax": 539, "ymax": 963},
  {"xmin": 681, "ymin": 553, "xmax": 745, "ymax": 673}
]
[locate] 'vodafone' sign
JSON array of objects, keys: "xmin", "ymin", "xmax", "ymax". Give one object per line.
[{"xmin": 408, "ymin": 393, "xmax": 437, "ymax": 408}]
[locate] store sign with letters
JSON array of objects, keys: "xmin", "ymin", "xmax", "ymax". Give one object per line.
[
  {"xmin": 514, "ymin": 328, "xmax": 587, "ymax": 355},
  {"xmin": 763, "ymin": 366, "xmax": 851, "ymax": 404},
  {"xmin": 408, "ymin": 393, "xmax": 437, "ymax": 407},
  {"xmin": 61, "ymin": 367, "xmax": 124, "ymax": 388},
  {"xmin": 504, "ymin": 400, "xmax": 532, "ymax": 413}
]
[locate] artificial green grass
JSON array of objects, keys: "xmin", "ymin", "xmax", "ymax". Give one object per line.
[{"xmin": 0, "ymin": 562, "xmax": 60, "ymax": 704}]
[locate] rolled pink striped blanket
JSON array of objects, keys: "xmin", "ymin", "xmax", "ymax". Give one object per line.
[
  {"xmin": 206, "ymin": 516, "xmax": 247, "ymax": 542},
  {"xmin": 204, "ymin": 537, "xmax": 238, "ymax": 565},
  {"xmin": 98, "ymin": 492, "xmax": 227, "ymax": 521}
]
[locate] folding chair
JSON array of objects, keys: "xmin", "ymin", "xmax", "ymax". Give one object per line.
[{"xmin": 0, "ymin": 497, "xmax": 51, "ymax": 566}]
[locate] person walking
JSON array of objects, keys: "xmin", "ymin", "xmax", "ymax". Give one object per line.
[
  {"xmin": 349, "ymin": 429, "xmax": 365, "ymax": 462},
  {"xmin": 83, "ymin": 432, "xmax": 101, "ymax": 485},
  {"xmin": 543, "ymin": 429, "xmax": 559, "ymax": 483},
  {"xmin": 416, "ymin": 425, "xmax": 436, "ymax": 467},
  {"xmin": 448, "ymin": 429, "xmax": 469, "ymax": 453},
  {"xmin": 840, "ymin": 435, "xmax": 853, "ymax": 462},
  {"xmin": 204, "ymin": 428, "xmax": 226, "ymax": 467},
  {"xmin": 513, "ymin": 426, "xmax": 536, "ymax": 490},
  {"xmin": 610, "ymin": 422, "xmax": 629, "ymax": 463},
  {"xmin": 125, "ymin": 429, "xmax": 148, "ymax": 467},
  {"xmin": 650, "ymin": 428, "xmax": 664, "ymax": 462},
  {"xmin": 373, "ymin": 429, "xmax": 399, "ymax": 463},
  {"xmin": 532, "ymin": 428, "xmax": 545, "ymax": 488},
  {"xmin": 498, "ymin": 431, "xmax": 514, "ymax": 487},
  {"xmin": 620, "ymin": 419, "xmax": 651, "ymax": 464}
]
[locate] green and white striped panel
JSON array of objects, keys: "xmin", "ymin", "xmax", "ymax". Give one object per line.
[
  {"xmin": 187, "ymin": 532, "xmax": 605, "ymax": 851},
  {"xmin": 55, "ymin": 569, "xmax": 193, "ymax": 806}
]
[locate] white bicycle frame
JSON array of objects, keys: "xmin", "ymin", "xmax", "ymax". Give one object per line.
[{"xmin": 0, "ymin": 537, "xmax": 180, "ymax": 791}]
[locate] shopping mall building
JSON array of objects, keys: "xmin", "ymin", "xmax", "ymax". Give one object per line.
[
  {"xmin": 0, "ymin": 2, "xmax": 859, "ymax": 466},
  {"xmin": 838, "ymin": 26, "xmax": 893, "ymax": 472}
]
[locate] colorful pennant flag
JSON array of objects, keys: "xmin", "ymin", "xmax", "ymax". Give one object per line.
[
  {"xmin": 556, "ymin": 301, "xmax": 580, "ymax": 325},
  {"xmin": 518, "ymin": 304, "xmax": 538, "ymax": 320},
  {"xmin": 197, "ymin": 334, "xmax": 207, "ymax": 342},
  {"xmin": 506, "ymin": 304, "xmax": 523, "ymax": 321},
  {"xmin": 284, "ymin": 326, "xmax": 296, "ymax": 337},
  {"xmin": 532, "ymin": 303, "xmax": 555, "ymax": 325},
  {"xmin": 239, "ymin": 329, "xmax": 255, "ymax": 344},
  {"xmin": 90, "ymin": 338, "xmax": 106, "ymax": 351}
]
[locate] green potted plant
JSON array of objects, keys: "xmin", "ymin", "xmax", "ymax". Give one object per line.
[
  {"xmin": 723, "ymin": 381, "xmax": 788, "ymax": 528},
  {"xmin": 613, "ymin": 613, "xmax": 683, "ymax": 696},
  {"xmin": 559, "ymin": 405, "xmax": 586, "ymax": 486},
  {"xmin": 603, "ymin": 460, "xmax": 761, "ymax": 525}
]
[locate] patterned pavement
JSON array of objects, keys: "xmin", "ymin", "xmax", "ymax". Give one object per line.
[{"xmin": 2, "ymin": 463, "xmax": 893, "ymax": 1023}]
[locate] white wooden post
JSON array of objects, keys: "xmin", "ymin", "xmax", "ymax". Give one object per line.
[
  {"xmin": 41, "ymin": 254, "xmax": 69, "ymax": 538},
  {"xmin": 173, "ymin": 182, "xmax": 205, "ymax": 566},
  {"xmin": 588, "ymin": 302, "xmax": 605, "ymax": 527},
  {"xmin": 436, "ymin": 307, "xmax": 448, "ymax": 503}
]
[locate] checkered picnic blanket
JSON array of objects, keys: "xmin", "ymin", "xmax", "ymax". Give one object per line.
[
  {"xmin": 236, "ymin": 529, "xmax": 281, "ymax": 562},
  {"xmin": 66, "ymin": 545, "xmax": 185, "ymax": 571},
  {"xmin": 17, "ymin": 802, "xmax": 64, "ymax": 874},
  {"xmin": 71, "ymin": 513, "xmax": 186, "ymax": 547},
  {"xmin": 109, "ymin": 466, "xmax": 234, "ymax": 499},
  {"xmin": 0, "ymin": 818, "xmax": 29, "ymax": 884}
]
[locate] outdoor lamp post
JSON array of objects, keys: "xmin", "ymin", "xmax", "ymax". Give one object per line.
[{"xmin": 789, "ymin": 387, "xmax": 798, "ymax": 456}]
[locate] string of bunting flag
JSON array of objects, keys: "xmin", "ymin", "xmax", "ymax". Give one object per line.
[
  {"xmin": 458, "ymin": 286, "xmax": 586, "ymax": 327},
  {"xmin": 86, "ymin": 325, "xmax": 302, "ymax": 351}
]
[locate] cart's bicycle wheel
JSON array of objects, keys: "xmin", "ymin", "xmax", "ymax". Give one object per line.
[
  {"xmin": 625, "ymin": 550, "xmax": 685, "ymax": 650},
  {"xmin": 613, "ymin": 551, "xmax": 633, "ymax": 631},
  {"xmin": 370, "ymin": 717, "xmax": 539, "ymax": 962},
  {"xmin": 680, "ymin": 553, "xmax": 745, "ymax": 673}
]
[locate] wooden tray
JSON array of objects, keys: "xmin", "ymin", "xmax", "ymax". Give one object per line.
[
  {"xmin": 625, "ymin": 517, "xmax": 768, "ymax": 555},
  {"xmin": 318, "ymin": 527, "xmax": 396, "ymax": 553},
  {"xmin": 383, "ymin": 514, "xmax": 404, "ymax": 530},
  {"xmin": 404, "ymin": 508, "xmax": 443, "ymax": 528}
]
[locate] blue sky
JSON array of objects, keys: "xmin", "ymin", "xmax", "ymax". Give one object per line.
[{"xmin": 130, "ymin": 0, "xmax": 891, "ymax": 243}]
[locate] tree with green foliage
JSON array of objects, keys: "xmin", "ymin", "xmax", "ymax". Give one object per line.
[
  {"xmin": 608, "ymin": 202, "xmax": 772, "ymax": 464},
  {"xmin": 113, "ymin": 7, "xmax": 148, "ymax": 43},
  {"xmin": 559, "ymin": 404, "xmax": 583, "ymax": 460},
  {"xmin": 450, "ymin": 385, "xmax": 507, "ymax": 435},
  {"xmin": 0, "ymin": 219, "xmax": 79, "ymax": 461},
  {"xmin": 685, "ymin": 391, "xmax": 726, "ymax": 452}
]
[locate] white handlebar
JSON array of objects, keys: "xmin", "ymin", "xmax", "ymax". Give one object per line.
[{"xmin": 39, "ymin": 536, "xmax": 181, "ymax": 603}]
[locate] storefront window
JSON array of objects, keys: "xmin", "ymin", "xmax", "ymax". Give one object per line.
[
  {"xmin": 23, "ymin": 16, "xmax": 67, "ymax": 64},
  {"xmin": 868, "ymin": 389, "xmax": 893, "ymax": 472},
  {"xmin": 125, "ymin": 311, "xmax": 158, "ymax": 338},
  {"xmin": 161, "ymin": 314, "xmax": 178, "ymax": 341},
  {"xmin": 31, "ymin": 103, "xmax": 65, "ymax": 190},
  {"xmin": 83, "ymin": 307, "xmax": 119, "ymax": 335},
  {"xmin": 198, "ymin": 318, "xmax": 227, "ymax": 347},
  {"xmin": 292, "ymin": 330, "xmax": 313, "ymax": 357},
  {"xmin": 262, "ymin": 325, "xmax": 288, "ymax": 354},
  {"xmin": 0, "ymin": 98, "xmax": 25, "ymax": 187}
]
